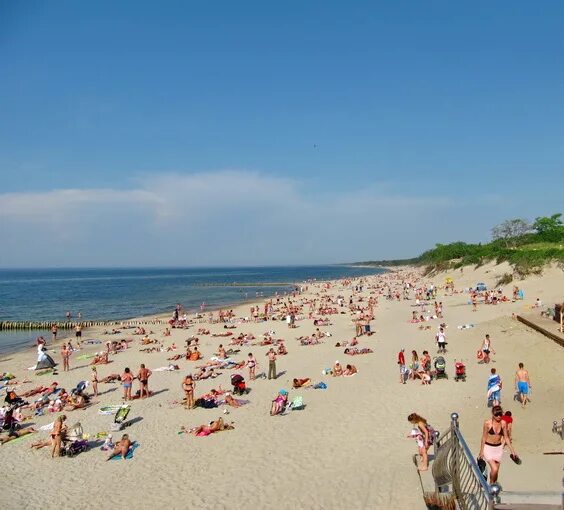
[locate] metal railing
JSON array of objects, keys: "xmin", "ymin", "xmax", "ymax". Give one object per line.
[{"xmin": 432, "ymin": 413, "xmax": 499, "ymax": 510}]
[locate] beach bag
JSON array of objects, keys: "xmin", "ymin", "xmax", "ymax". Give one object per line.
[{"xmin": 314, "ymin": 382, "xmax": 327, "ymax": 389}]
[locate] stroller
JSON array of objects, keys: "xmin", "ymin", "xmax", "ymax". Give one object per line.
[
  {"xmin": 231, "ymin": 374, "xmax": 247, "ymax": 396},
  {"xmin": 0, "ymin": 405, "xmax": 21, "ymax": 434},
  {"xmin": 454, "ymin": 361, "xmax": 466, "ymax": 382},
  {"xmin": 433, "ymin": 356, "xmax": 448, "ymax": 380},
  {"xmin": 111, "ymin": 405, "xmax": 131, "ymax": 432},
  {"xmin": 61, "ymin": 422, "xmax": 89, "ymax": 457}
]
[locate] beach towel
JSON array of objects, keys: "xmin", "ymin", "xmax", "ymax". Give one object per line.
[
  {"xmin": 487, "ymin": 375, "xmax": 501, "ymax": 400},
  {"xmin": 109, "ymin": 441, "xmax": 139, "ymax": 460},
  {"xmin": 2, "ymin": 433, "xmax": 35, "ymax": 445},
  {"xmin": 98, "ymin": 405, "xmax": 124, "ymax": 415}
]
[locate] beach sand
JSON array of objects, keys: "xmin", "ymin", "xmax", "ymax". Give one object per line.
[{"xmin": 1, "ymin": 262, "xmax": 563, "ymax": 509}]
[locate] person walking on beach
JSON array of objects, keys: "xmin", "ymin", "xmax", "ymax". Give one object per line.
[
  {"xmin": 515, "ymin": 363, "xmax": 531, "ymax": 408},
  {"xmin": 487, "ymin": 368, "xmax": 502, "ymax": 407},
  {"xmin": 479, "ymin": 405, "xmax": 519, "ymax": 484},
  {"xmin": 435, "ymin": 327, "xmax": 447, "ymax": 353},
  {"xmin": 51, "ymin": 324, "xmax": 58, "ymax": 343},
  {"xmin": 398, "ymin": 348, "xmax": 406, "ymax": 384},
  {"xmin": 480, "ymin": 334, "xmax": 495, "ymax": 364},
  {"xmin": 137, "ymin": 364, "xmax": 152, "ymax": 399},
  {"xmin": 267, "ymin": 348, "xmax": 277, "ymax": 379}
]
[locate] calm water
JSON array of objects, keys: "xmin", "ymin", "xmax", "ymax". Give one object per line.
[{"xmin": 0, "ymin": 265, "xmax": 383, "ymax": 353}]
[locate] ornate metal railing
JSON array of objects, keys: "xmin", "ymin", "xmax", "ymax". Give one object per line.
[{"xmin": 432, "ymin": 413, "xmax": 499, "ymax": 510}]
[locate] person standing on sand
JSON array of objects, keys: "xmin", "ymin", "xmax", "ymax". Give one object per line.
[
  {"xmin": 182, "ymin": 374, "xmax": 195, "ymax": 409},
  {"xmin": 247, "ymin": 353, "xmax": 257, "ymax": 380},
  {"xmin": 137, "ymin": 364, "xmax": 152, "ymax": 399},
  {"xmin": 91, "ymin": 366, "xmax": 98, "ymax": 397},
  {"xmin": 267, "ymin": 348, "xmax": 277, "ymax": 379},
  {"xmin": 515, "ymin": 363, "xmax": 531, "ymax": 408},
  {"xmin": 51, "ymin": 414, "xmax": 67, "ymax": 458},
  {"xmin": 435, "ymin": 327, "xmax": 447, "ymax": 353},
  {"xmin": 61, "ymin": 343, "xmax": 70, "ymax": 372},
  {"xmin": 51, "ymin": 324, "xmax": 58, "ymax": 343},
  {"xmin": 75, "ymin": 324, "xmax": 82, "ymax": 347},
  {"xmin": 407, "ymin": 413, "xmax": 433, "ymax": 471},
  {"xmin": 121, "ymin": 367, "xmax": 134, "ymax": 401},
  {"xmin": 398, "ymin": 349, "xmax": 406, "ymax": 384}
]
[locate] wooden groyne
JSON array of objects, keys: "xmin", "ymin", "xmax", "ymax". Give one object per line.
[
  {"xmin": 0, "ymin": 319, "xmax": 167, "ymax": 331},
  {"xmin": 516, "ymin": 314, "xmax": 564, "ymax": 348}
]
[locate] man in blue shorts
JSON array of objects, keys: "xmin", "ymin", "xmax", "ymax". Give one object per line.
[{"xmin": 515, "ymin": 362, "xmax": 531, "ymax": 408}]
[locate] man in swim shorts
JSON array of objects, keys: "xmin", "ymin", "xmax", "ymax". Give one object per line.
[{"xmin": 515, "ymin": 362, "xmax": 531, "ymax": 408}]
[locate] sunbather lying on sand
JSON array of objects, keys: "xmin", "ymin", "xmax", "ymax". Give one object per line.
[
  {"xmin": 106, "ymin": 433, "xmax": 132, "ymax": 460},
  {"xmin": 99, "ymin": 373, "xmax": 121, "ymax": 383},
  {"xmin": 90, "ymin": 352, "xmax": 110, "ymax": 365},
  {"xmin": 344, "ymin": 347, "xmax": 373, "ymax": 355},
  {"xmin": 0, "ymin": 427, "xmax": 36, "ymax": 445},
  {"xmin": 293, "ymin": 378, "xmax": 311, "ymax": 388},
  {"xmin": 188, "ymin": 417, "xmax": 234, "ymax": 436},
  {"xmin": 223, "ymin": 393, "xmax": 248, "ymax": 407},
  {"xmin": 193, "ymin": 367, "xmax": 221, "ymax": 380}
]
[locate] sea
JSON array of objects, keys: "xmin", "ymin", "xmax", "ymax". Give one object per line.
[{"xmin": 0, "ymin": 265, "xmax": 384, "ymax": 353}]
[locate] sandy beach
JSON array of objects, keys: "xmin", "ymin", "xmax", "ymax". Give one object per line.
[{"xmin": 1, "ymin": 262, "xmax": 563, "ymax": 509}]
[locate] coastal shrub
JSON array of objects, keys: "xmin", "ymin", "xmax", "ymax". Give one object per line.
[
  {"xmin": 356, "ymin": 212, "xmax": 563, "ymax": 273},
  {"xmin": 496, "ymin": 273, "xmax": 514, "ymax": 286}
]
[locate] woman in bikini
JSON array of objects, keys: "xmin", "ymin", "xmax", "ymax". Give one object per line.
[
  {"xmin": 51, "ymin": 414, "xmax": 67, "ymax": 457},
  {"xmin": 91, "ymin": 367, "xmax": 98, "ymax": 397},
  {"xmin": 121, "ymin": 368, "xmax": 134, "ymax": 401},
  {"xmin": 246, "ymin": 353, "xmax": 256, "ymax": 380},
  {"xmin": 182, "ymin": 374, "xmax": 195, "ymax": 409},
  {"xmin": 479, "ymin": 405, "xmax": 518, "ymax": 483}
]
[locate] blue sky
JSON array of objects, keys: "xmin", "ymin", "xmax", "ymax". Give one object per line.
[{"xmin": 0, "ymin": 1, "xmax": 562, "ymax": 267}]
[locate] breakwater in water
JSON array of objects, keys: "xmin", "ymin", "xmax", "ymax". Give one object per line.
[{"xmin": 0, "ymin": 319, "xmax": 166, "ymax": 331}]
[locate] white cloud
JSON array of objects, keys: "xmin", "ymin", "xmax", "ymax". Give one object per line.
[{"xmin": 0, "ymin": 170, "xmax": 484, "ymax": 267}]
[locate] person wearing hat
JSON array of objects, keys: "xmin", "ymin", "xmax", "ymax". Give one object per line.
[{"xmin": 270, "ymin": 389, "xmax": 288, "ymax": 416}]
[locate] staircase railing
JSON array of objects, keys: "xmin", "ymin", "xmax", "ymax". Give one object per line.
[{"xmin": 432, "ymin": 413, "xmax": 499, "ymax": 510}]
